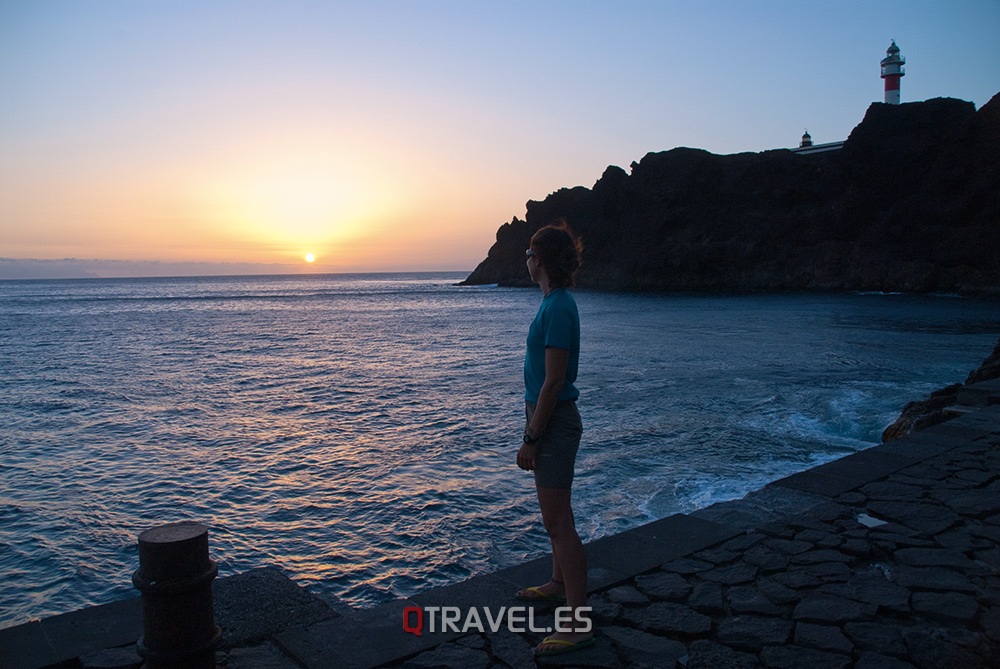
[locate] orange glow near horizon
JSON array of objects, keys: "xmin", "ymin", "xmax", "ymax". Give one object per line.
[{"xmin": 192, "ymin": 157, "xmax": 384, "ymax": 261}]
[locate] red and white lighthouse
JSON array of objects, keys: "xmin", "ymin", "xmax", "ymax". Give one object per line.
[{"xmin": 880, "ymin": 40, "xmax": 905, "ymax": 105}]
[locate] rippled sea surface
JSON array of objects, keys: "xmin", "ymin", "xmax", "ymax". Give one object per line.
[{"xmin": 1, "ymin": 273, "xmax": 998, "ymax": 628}]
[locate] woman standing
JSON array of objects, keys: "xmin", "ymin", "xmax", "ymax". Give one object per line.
[{"xmin": 515, "ymin": 221, "xmax": 594, "ymax": 656}]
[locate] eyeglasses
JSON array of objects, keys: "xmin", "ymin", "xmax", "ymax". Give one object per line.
[{"xmin": 525, "ymin": 249, "xmax": 538, "ymax": 259}]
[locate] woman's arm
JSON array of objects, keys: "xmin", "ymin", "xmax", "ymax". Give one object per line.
[
  {"xmin": 530, "ymin": 346, "xmax": 568, "ymax": 437},
  {"xmin": 517, "ymin": 346, "xmax": 568, "ymax": 470}
]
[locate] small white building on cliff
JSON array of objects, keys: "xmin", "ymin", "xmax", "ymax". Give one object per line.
[{"xmin": 790, "ymin": 40, "xmax": 905, "ymax": 154}]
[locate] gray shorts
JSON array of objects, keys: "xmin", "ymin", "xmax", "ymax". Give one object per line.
[{"xmin": 525, "ymin": 400, "xmax": 582, "ymax": 489}]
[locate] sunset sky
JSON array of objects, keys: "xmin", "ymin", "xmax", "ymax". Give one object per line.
[{"xmin": 2, "ymin": 1, "xmax": 998, "ymax": 278}]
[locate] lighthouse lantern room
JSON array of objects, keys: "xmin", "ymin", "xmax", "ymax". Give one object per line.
[{"xmin": 880, "ymin": 40, "xmax": 905, "ymax": 105}]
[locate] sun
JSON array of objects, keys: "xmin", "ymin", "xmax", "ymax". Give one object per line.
[{"xmin": 304, "ymin": 253, "xmax": 316, "ymax": 263}]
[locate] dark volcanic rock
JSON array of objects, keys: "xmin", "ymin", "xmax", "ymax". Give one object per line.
[
  {"xmin": 622, "ymin": 601, "xmax": 713, "ymax": 636},
  {"xmin": 633, "ymin": 572, "xmax": 691, "ymax": 601},
  {"xmin": 688, "ymin": 581, "xmax": 726, "ymax": 615},
  {"xmin": 716, "ymin": 615, "xmax": 793, "ymax": 651},
  {"xmin": 599, "ymin": 625, "xmax": 687, "ymax": 666},
  {"xmin": 399, "ymin": 642, "xmax": 491, "ymax": 669},
  {"xmin": 844, "ymin": 621, "xmax": 909, "ymax": 657},
  {"xmin": 685, "ymin": 639, "xmax": 759, "ymax": 669},
  {"xmin": 793, "ymin": 595, "xmax": 877, "ymax": 624},
  {"xmin": 911, "ymin": 592, "xmax": 981, "ymax": 624},
  {"xmin": 794, "ymin": 622, "xmax": 854, "ymax": 654},
  {"xmin": 760, "ymin": 645, "xmax": 852, "ymax": 669},
  {"xmin": 880, "ymin": 383, "xmax": 965, "ymax": 441},
  {"xmin": 463, "ymin": 95, "xmax": 1000, "ymax": 295},
  {"xmin": 727, "ymin": 585, "xmax": 784, "ymax": 615},
  {"xmin": 965, "ymin": 337, "xmax": 1000, "ymax": 384},
  {"xmin": 882, "ymin": 335, "xmax": 1000, "ymax": 441}
]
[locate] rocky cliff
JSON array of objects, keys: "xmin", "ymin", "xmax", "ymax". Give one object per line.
[
  {"xmin": 881, "ymin": 335, "xmax": 1000, "ymax": 441},
  {"xmin": 463, "ymin": 95, "xmax": 1000, "ymax": 294}
]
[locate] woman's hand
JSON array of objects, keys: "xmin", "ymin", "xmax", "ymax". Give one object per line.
[{"xmin": 517, "ymin": 442, "xmax": 538, "ymax": 471}]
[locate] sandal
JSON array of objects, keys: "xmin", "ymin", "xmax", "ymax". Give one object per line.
[
  {"xmin": 514, "ymin": 579, "xmax": 566, "ymax": 603},
  {"xmin": 534, "ymin": 635, "xmax": 596, "ymax": 656}
]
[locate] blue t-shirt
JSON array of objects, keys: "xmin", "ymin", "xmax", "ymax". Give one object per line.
[{"xmin": 524, "ymin": 288, "xmax": 580, "ymax": 403}]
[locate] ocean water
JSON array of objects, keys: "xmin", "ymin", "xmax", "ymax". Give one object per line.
[{"xmin": 1, "ymin": 273, "xmax": 998, "ymax": 629}]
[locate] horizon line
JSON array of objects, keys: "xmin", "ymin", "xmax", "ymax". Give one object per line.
[{"xmin": 0, "ymin": 258, "xmax": 473, "ymax": 282}]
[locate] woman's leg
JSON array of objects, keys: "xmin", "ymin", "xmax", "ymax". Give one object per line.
[{"xmin": 535, "ymin": 485, "xmax": 591, "ymax": 649}]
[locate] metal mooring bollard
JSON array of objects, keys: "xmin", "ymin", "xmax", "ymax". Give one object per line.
[{"xmin": 132, "ymin": 521, "xmax": 221, "ymax": 669}]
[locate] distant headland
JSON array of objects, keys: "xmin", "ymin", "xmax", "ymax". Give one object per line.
[{"xmin": 462, "ymin": 94, "xmax": 1000, "ymax": 295}]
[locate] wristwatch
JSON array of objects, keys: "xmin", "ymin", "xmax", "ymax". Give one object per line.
[{"xmin": 522, "ymin": 430, "xmax": 541, "ymax": 445}]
